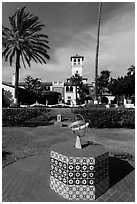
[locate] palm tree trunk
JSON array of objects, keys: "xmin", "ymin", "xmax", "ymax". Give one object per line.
[
  {"xmin": 14, "ymin": 50, "xmax": 20, "ymax": 105},
  {"xmin": 94, "ymin": 2, "xmax": 102, "ymax": 104}
]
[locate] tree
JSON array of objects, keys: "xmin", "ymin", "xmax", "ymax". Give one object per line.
[
  {"xmin": 41, "ymin": 91, "xmax": 61, "ymax": 105},
  {"xmin": 70, "ymin": 73, "xmax": 83, "ymax": 104},
  {"xmin": 24, "ymin": 75, "xmax": 42, "ymax": 102},
  {"xmin": 78, "ymin": 83, "xmax": 89, "ymax": 104},
  {"xmin": 70, "ymin": 73, "xmax": 89, "ymax": 104},
  {"xmin": 97, "ymin": 70, "xmax": 111, "ymax": 96},
  {"xmin": 127, "ymin": 65, "xmax": 135, "ymax": 76},
  {"xmin": 2, "ymin": 6, "xmax": 50, "ymax": 105},
  {"xmin": 108, "ymin": 66, "xmax": 135, "ymax": 99}
]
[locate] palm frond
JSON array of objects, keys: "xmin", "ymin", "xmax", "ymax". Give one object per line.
[
  {"xmin": 9, "ymin": 48, "xmax": 16, "ymax": 66},
  {"xmin": 30, "ymin": 40, "xmax": 50, "ymax": 50},
  {"xmin": 21, "ymin": 52, "xmax": 27, "ymax": 68},
  {"xmin": 2, "ymin": 6, "xmax": 50, "ymax": 69},
  {"xmin": 22, "ymin": 51, "xmax": 31, "ymax": 67},
  {"xmin": 31, "ymin": 34, "xmax": 48, "ymax": 39},
  {"xmin": 32, "ymin": 52, "xmax": 48, "ymax": 64}
]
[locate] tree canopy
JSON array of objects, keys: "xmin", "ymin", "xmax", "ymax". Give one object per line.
[
  {"xmin": 97, "ymin": 70, "xmax": 110, "ymax": 95},
  {"xmin": 2, "ymin": 6, "xmax": 50, "ymax": 105},
  {"xmin": 96, "ymin": 66, "xmax": 135, "ymax": 103},
  {"xmin": 108, "ymin": 65, "xmax": 135, "ymax": 98},
  {"xmin": 70, "ymin": 73, "xmax": 89, "ymax": 104}
]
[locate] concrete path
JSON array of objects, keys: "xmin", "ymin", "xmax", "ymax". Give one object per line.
[{"xmin": 2, "ymin": 152, "xmax": 135, "ymax": 202}]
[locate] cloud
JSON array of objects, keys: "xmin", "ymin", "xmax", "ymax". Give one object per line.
[
  {"xmin": 62, "ymin": 5, "xmax": 135, "ymax": 79},
  {"xmin": 2, "ymin": 2, "xmax": 134, "ymax": 83}
]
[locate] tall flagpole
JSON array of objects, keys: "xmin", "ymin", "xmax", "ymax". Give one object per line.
[{"xmin": 94, "ymin": 2, "xmax": 102, "ymax": 104}]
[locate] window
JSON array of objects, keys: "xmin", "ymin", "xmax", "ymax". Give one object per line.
[
  {"xmin": 74, "ymin": 58, "xmax": 76, "ymax": 65},
  {"xmin": 70, "ymin": 86, "xmax": 73, "ymax": 92},
  {"xmin": 78, "ymin": 58, "xmax": 80, "ymax": 64},
  {"xmin": 66, "ymin": 86, "xmax": 69, "ymax": 92}
]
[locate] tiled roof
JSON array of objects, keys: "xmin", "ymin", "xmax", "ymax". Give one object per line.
[
  {"xmin": 2, "ymin": 81, "xmax": 14, "ymax": 88},
  {"xmin": 2, "ymin": 81, "xmax": 52, "ymax": 87},
  {"xmin": 70, "ymin": 54, "xmax": 84, "ymax": 61}
]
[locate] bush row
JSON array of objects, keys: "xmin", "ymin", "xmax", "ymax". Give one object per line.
[
  {"xmin": 2, "ymin": 107, "xmax": 49, "ymax": 127},
  {"xmin": 72, "ymin": 107, "xmax": 135, "ymax": 128}
]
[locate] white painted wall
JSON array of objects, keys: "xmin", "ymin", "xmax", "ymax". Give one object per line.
[
  {"xmin": 2, "ymin": 84, "xmax": 15, "ymax": 104},
  {"xmin": 72, "ymin": 66, "xmax": 82, "ymax": 76},
  {"xmin": 71, "ymin": 57, "xmax": 83, "ymax": 76}
]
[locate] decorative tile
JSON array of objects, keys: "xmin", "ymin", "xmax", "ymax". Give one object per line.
[
  {"xmin": 74, "ymin": 163, "xmax": 81, "ymax": 171},
  {"xmin": 50, "ymin": 150, "xmax": 109, "ymax": 200}
]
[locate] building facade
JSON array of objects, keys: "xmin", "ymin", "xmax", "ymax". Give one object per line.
[{"xmin": 2, "ymin": 54, "xmax": 94, "ymax": 106}]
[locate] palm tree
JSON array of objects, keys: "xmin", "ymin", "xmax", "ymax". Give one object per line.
[
  {"xmin": 94, "ymin": 2, "xmax": 102, "ymax": 104},
  {"xmin": 2, "ymin": 6, "xmax": 50, "ymax": 105},
  {"xmin": 70, "ymin": 73, "xmax": 83, "ymax": 104}
]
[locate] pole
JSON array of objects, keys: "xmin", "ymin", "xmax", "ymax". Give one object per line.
[{"xmin": 94, "ymin": 2, "xmax": 102, "ymax": 104}]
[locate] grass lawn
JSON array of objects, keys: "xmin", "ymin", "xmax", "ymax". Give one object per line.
[{"xmin": 2, "ymin": 126, "xmax": 135, "ymax": 168}]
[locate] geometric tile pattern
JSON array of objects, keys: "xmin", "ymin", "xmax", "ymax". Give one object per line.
[{"xmin": 50, "ymin": 150, "xmax": 109, "ymax": 200}]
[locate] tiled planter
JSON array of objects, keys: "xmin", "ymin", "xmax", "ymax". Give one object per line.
[{"xmin": 50, "ymin": 141, "xmax": 109, "ymax": 201}]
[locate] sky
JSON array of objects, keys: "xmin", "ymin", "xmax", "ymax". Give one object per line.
[{"xmin": 2, "ymin": 1, "xmax": 135, "ymax": 83}]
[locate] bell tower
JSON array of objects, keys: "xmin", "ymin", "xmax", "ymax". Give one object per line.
[{"xmin": 71, "ymin": 54, "xmax": 84, "ymax": 76}]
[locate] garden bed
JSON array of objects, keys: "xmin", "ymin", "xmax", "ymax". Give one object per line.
[
  {"xmin": 2, "ymin": 107, "xmax": 50, "ymax": 127},
  {"xmin": 72, "ymin": 107, "xmax": 135, "ymax": 128}
]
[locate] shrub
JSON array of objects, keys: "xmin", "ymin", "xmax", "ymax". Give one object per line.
[
  {"xmin": 22, "ymin": 114, "xmax": 52, "ymax": 127},
  {"xmin": 84, "ymin": 103, "xmax": 106, "ymax": 109},
  {"xmin": 2, "ymin": 107, "xmax": 49, "ymax": 127},
  {"xmin": 72, "ymin": 107, "xmax": 135, "ymax": 128}
]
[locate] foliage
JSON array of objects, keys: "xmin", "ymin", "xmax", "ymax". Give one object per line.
[
  {"xmin": 97, "ymin": 70, "xmax": 110, "ymax": 95},
  {"xmin": 70, "ymin": 73, "xmax": 83, "ymax": 86},
  {"xmin": 96, "ymin": 66, "xmax": 135, "ymax": 104},
  {"xmin": 78, "ymin": 83, "xmax": 89, "ymax": 104},
  {"xmin": 24, "ymin": 75, "xmax": 42, "ymax": 101},
  {"xmin": 127, "ymin": 65, "xmax": 135, "ymax": 76},
  {"xmin": 2, "ymin": 6, "xmax": 50, "ymax": 67},
  {"xmin": 24, "ymin": 75, "xmax": 61, "ymax": 105},
  {"xmin": 70, "ymin": 73, "xmax": 82, "ymax": 103},
  {"xmin": 2, "ymin": 107, "xmax": 49, "ymax": 126},
  {"xmin": 72, "ymin": 107, "xmax": 135, "ymax": 128},
  {"xmin": 108, "ymin": 65, "xmax": 135, "ymax": 98},
  {"xmin": 70, "ymin": 73, "xmax": 89, "ymax": 104},
  {"xmin": 41, "ymin": 91, "xmax": 61, "ymax": 105},
  {"xmin": 2, "ymin": 6, "xmax": 50, "ymax": 104},
  {"xmin": 2, "ymin": 89, "xmax": 12, "ymax": 107}
]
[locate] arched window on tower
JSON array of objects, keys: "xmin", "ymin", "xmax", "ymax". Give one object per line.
[
  {"xmin": 66, "ymin": 86, "xmax": 69, "ymax": 92},
  {"xmin": 74, "ymin": 58, "xmax": 76, "ymax": 65},
  {"xmin": 70, "ymin": 86, "xmax": 73, "ymax": 92},
  {"xmin": 78, "ymin": 58, "xmax": 80, "ymax": 64}
]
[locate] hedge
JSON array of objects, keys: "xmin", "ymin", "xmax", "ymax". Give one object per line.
[
  {"xmin": 2, "ymin": 107, "xmax": 49, "ymax": 127},
  {"xmin": 72, "ymin": 107, "xmax": 135, "ymax": 128}
]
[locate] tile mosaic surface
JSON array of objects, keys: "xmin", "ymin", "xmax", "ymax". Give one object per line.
[
  {"xmin": 50, "ymin": 176, "xmax": 95, "ymax": 200},
  {"xmin": 50, "ymin": 150, "xmax": 109, "ymax": 200}
]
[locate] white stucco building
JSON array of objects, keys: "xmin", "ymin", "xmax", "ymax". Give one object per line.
[{"xmin": 2, "ymin": 54, "xmax": 93, "ymax": 106}]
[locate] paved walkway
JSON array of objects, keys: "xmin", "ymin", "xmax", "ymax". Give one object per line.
[{"xmin": 2, "ymin": 151, "xmax": 135, "ymax": 202}]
